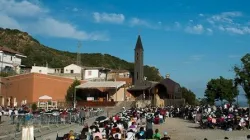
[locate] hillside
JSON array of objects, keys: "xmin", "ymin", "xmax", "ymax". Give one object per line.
[{"xmin": 0, "ymin": 28, "xmax": 163, "ymax": 81}]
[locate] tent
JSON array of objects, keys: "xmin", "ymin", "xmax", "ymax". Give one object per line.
[{"xmin": 38, "ymin": 95, "xmax": 52, "ymax": 100}]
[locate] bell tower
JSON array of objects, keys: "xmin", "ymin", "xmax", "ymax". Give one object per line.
[{"xmin": 134, "ymin": 35, "xmax": 144, "ymax": 86}]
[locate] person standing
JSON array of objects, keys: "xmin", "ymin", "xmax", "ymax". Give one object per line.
[
  {"xmin": 0, "ymin": 109, "xmax": 2, "ymax": 123},
  {"xmin": 79, "ymin": 108, "xmax": 85, "ymax": 125}
]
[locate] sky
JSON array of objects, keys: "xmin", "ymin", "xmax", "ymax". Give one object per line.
[{"xmin": 0, "ymin": 0, "xmax": 250, "ymax": 99}]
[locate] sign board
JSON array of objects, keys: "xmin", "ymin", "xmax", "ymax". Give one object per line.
[{"xmin": 87, "ymin": 97, "xmax": 94, "ymax": 101}]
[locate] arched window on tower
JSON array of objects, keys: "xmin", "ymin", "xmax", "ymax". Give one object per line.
[
  {"xmin": 136, "ymin": 53, "xmax": 139, "ymax": 60},
  {"xmin": 137, "ymin": 72, "xmax": 138, "ymax": 80}
]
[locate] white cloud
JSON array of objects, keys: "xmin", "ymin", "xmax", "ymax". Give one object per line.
[
  {"xmin": 206, "ymin": 28, "xmax": 213, "ymax": 35},
  {"xmin": 218, "ymin": 25, "xmax": 250, "ymax": 35},
  {"xmin": 199, "ymin": 13, "xmax": 204, "ymax": 17},
  {"xmin": 0, "ymin": 13, "xmax": 22, "ymax": 29},
  {"xmin": 93, "ymin": 12, "xmax": 125, "ymax": 24},
  {"xmin": 0, "ymin": 0, "xmax": 108, "ymax": 41},
  {"xmin": 190, "ymin": 55, "xmax": 204, "ymax": 61},
  {"xmin": 185, "ymin": 24, "xmax": 204, "ymax": 34},
  {"xmin": 225, "ymin": 27, "xmax": 244, "ymax": 35},
  {"xmin": 129, "ymin": 17, "xmax": 159, "ymax": 29},
  {"xmin": 174, "ymin": 22, "xmax": 181, "ymax": 28},
  {"xmin": 72, "ymin": 8, "xmax": 78, "ymax": 12},
  {"xmin": 0, "ymin": 0, "xmax": 47, "ymax": 17},
  {"xmin": 208, "ymin": 11, "xmax": 242, "ymax": 24},
  {"xmin": 206, "ymin": 28, "xmax": 213, "ymax": 33},
  {"xmin": 29, "ymin": 18, "xmax": 109, "ymax": 41},
  {"xmin": 206, "ymin": 11, "xmax": 250, "ymax": 35}
]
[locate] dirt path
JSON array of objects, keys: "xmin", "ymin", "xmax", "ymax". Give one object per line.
[{"xmin": 154, "ymin": 117, "xmax": 250, "ymax": 140}]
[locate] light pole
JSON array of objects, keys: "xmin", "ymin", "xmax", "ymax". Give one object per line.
[{"xmin": 73, "ymin": 88, "xmax": 76, "ymax": 108}]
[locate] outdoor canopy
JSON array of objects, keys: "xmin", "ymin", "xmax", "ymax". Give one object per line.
[
  {"xmin": 75, "ymin": 81, "xmax": 126, "ymax": 89},
  {"xmin": 38, "ymin": 95, "xmax": 52, "ymax": 100}
]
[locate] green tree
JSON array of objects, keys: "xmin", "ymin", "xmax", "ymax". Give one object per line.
[
  {"xmin": 65, "ymin": 79, "xmax": 81, "ymax": 104},
  {"xmin": 234, "ymin": 53, "xmax": 250, "ymax": 104},
  {"xmin": 198, "ymin": 98, "xmax": 208, "ymax": 106},
  {"xmin": 31, "ymin": 103, "xmax": 37, "ymax": 111},
  {"xmin": 180, "ymin": 87, "xmax": 197, "ymax": 105},
  {"xmin": 205, "ymin": 76, "xmax": 239, "ymax": 105}
]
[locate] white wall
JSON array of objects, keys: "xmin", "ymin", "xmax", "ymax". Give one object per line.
[
  {"xmin": 99, "ymin": 72, "xmax": 106, "ymax": 79},
  {"xmin": 84, "ymin": 69, "xmax": 99, "ymax": 79},
  {"xmin": 64, "ymin": 64, "xmax": 81, "ymax": 74},
  {"xmin": 48, "ymin": 68, "xmax": 55, "ymax": 73},
  {"xmin": 0, "ymin": 52, "xmax": 23, "ymax": 70},
  {"xmin": 31, "ymin": 66, "xmax": 49, "ymax": 74}
]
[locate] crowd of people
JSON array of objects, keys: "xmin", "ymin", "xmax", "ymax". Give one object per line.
[
  {"xmin": 167, "ymin": 104, "xmax": 250, "ymax": 131},
  {"xmin": 60, "ymin": 107, "xmax": 171, "ymax": 140},
  {"xmin": 3, "ymin": 103, "xmax": 250, "ymax": 140},
  {"xmin": 0, "ymin": 105, "xmax": 103, "ymax": 125}
]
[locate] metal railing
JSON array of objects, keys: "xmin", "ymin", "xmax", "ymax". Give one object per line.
[{"xmin": 0, "ymin": 109, "xmax": 105, "ymax": 138}]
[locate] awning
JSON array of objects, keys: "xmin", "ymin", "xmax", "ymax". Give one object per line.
[
  {"xmin": 39, "ymin": 95, "xmax": 52, "ymax": 100},
  {"xmin": 75, "ymin": 81, "xmax": 126, "ymax": 89}
]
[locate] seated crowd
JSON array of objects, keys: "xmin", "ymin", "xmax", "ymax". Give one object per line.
[{"xmin": 60, "ymin": 107, "xmax": 171, "ymax": 140}]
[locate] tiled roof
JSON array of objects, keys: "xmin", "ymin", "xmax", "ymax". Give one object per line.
[
  {"xmin": 75, "ymin": 81, "xmax": 126, "ymax": 89},
  {"xmin": 159, "ymin": 78, "xmax": 180, "ymax": 94},
  {"xmin": 0, "ymin": 46, "xmax": 23, "ymax": 55}
]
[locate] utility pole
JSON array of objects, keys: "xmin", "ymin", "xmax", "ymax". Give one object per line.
[{"xmin": 76, "ymin": 41, "xmax": 82, "ymax": 66}]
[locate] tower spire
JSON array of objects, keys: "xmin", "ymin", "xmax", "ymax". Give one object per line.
[{"xmin": 134, "ymin": 35, "xmax": 143, "ymax": 50}]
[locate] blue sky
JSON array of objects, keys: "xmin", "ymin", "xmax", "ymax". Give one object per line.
[{"xmin": 0, "ymin": 0, "xmax": 250, "ymax": 98}]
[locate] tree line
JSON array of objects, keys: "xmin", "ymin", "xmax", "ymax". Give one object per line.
[{"xmin": 204, "ymin": 53, "xmax": 250, "ymax": 106}]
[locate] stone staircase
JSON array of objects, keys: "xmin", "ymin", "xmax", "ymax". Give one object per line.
[{"xmin": 107, "ymin": 101, "xmax": 136, "ymax": 117}]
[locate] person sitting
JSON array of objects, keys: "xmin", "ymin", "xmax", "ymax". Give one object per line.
[
  {"xmin": 129, "ymin": 122, "xmax": 136, "ymax": 129},
  {"xmin": 94, "ymin": 136, "xmax": 100, "ymax": 140},
  {"xmin": 113, "ymin": 128, "xmax": 122, "ymax": 140},
  {"xmin": 135, "ymin": 127, "xmax": 146, "ymax": 140},
  {"xmin": 154, "ymin": 115, "xmax": 160, "ymax": 124},
  {"xmin": 153, "ymin": 129, "xmax": 161, "ymax": 140},
  {"xmin": 79, "ymin": 123, "xmax": 89, "ymax": 139},
  {"xmin": 160, "ymin": 132, "xmax": 170, "ymax": 140},
  {"xmin": 93, "ymin": 129, "xmax": 103, "ymax": 139},
  {"xmin": 68, "ymin": 130, "xmax": 75, "ymax": 140},
  {"xmin": 126, "ymin": 129, "xmax": 135, "ymax": 140},
  {"xmin": 111, "ymin": 124, "xmax": 118, "ymax": 134}
]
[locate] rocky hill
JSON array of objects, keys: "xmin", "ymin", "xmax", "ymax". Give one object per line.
[{"xmin": 0, "ymin": 28, "xmax": 163, "ymax": 81}]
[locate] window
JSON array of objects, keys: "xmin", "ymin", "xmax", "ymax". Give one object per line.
[
  {"xmin": 88, "ymin": 71, "xmax": 92, "ymax": 76},
  {"xmin": 136, "ymin": 53, "xmax": 139, "ymax": 60},
  {"xmin": 39, "ymin": 70, "xmax": 41, "ymax": 73},
  {"xmin": 11, "ymin": 56, "xmax": 12, "ymax": 61},
  {"xmin": 136, "ymin": 72, "xmax": 138, "ymax": 80},
  {"xmin": 70, "ymin": 70, "xmax": 74, "ymax": 73}
]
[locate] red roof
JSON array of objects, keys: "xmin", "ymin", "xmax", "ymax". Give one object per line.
[{"xmin": 0, "ymin": 46, "xmax": 23, "ymax": 55}]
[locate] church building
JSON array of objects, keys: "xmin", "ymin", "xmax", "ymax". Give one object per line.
[{"xmin": 128, "ymin": 35, "xmax": 183, "ymax": 107}]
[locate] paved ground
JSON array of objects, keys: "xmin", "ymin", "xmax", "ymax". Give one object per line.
[{"xmin": 155, "ymin": 117, "xmax": 250, "ymax": 140}]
